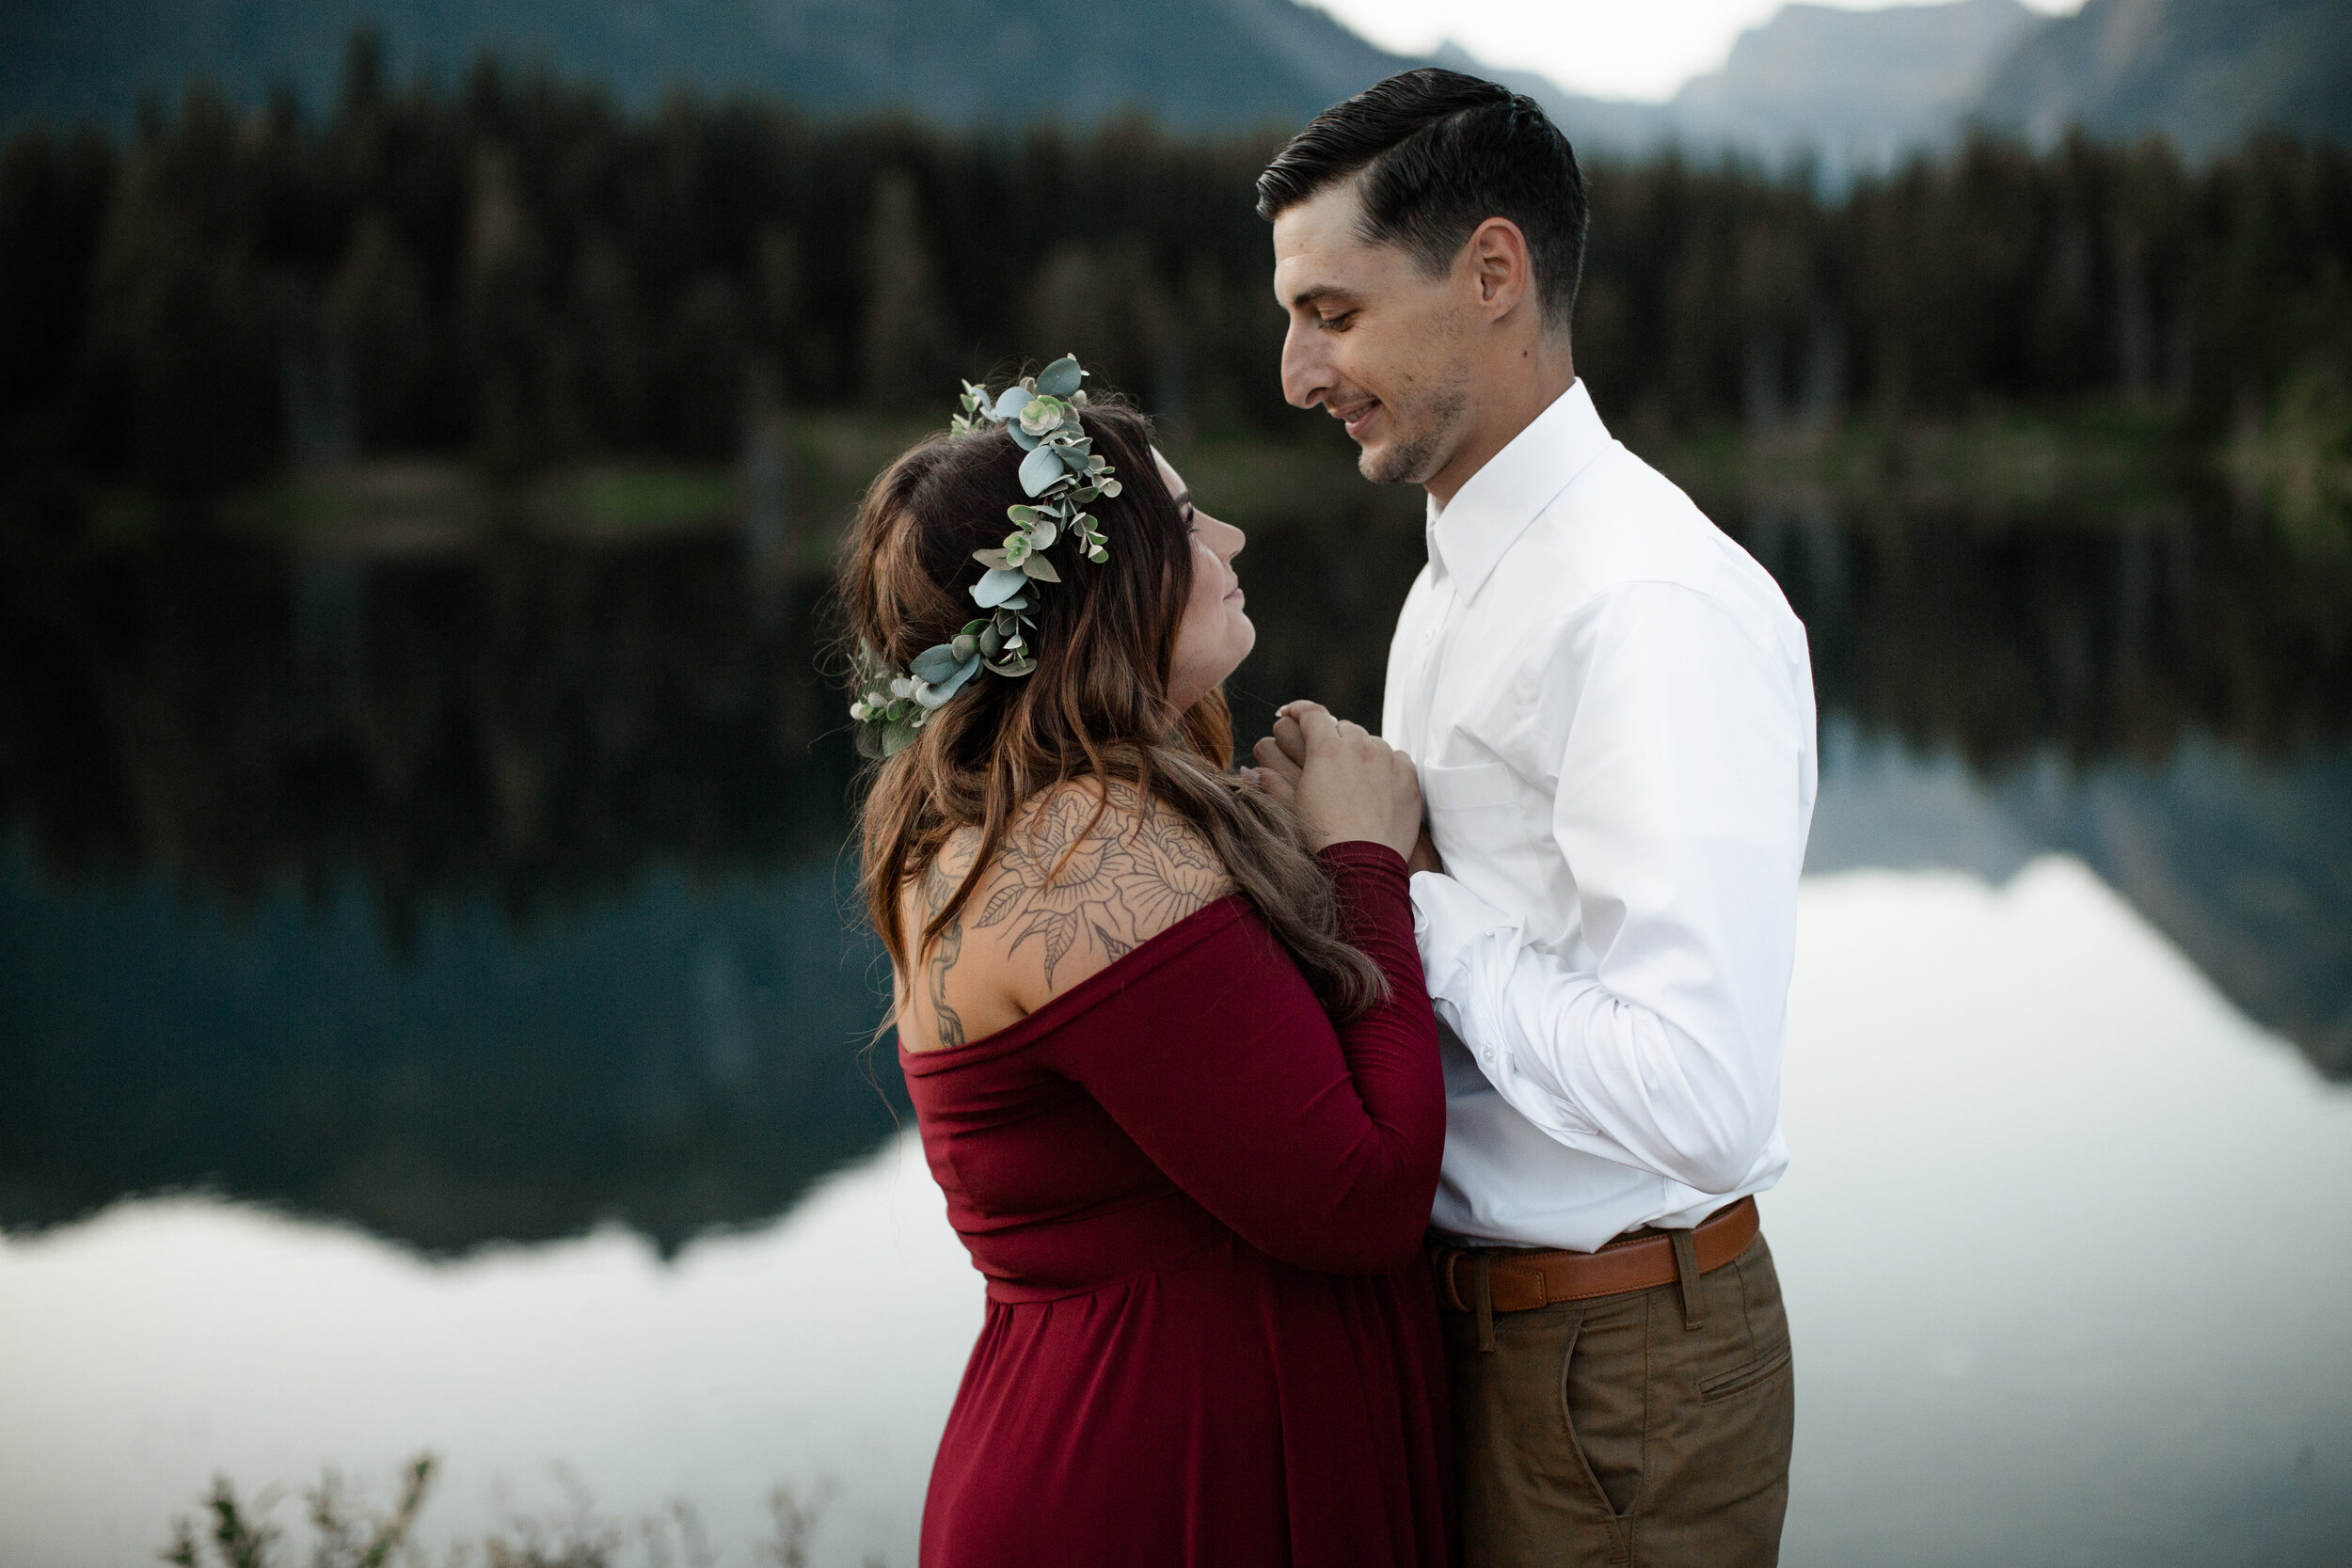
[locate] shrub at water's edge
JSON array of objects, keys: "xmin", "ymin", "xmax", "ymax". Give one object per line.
[{"xmin": 160, "ymin": 1454, "xmax": 866, "ymax": 1568}]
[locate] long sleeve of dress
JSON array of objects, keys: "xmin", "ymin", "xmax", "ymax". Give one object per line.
[{"xmin": 1034, "ymin": 841, "xmax": 1445, "ymax": 1275}]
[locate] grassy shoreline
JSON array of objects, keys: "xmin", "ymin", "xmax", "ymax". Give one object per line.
[{"xmin": 15, "ymin": 396, "xmax": 2347, "ymax": 558}]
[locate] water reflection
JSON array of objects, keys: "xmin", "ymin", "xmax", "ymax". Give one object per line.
[
  {"xmin": 0, "ymin": 498, "xmax": 2347, "ymax": 1267},
  {"xmin": 0, "ymin": 532, "xmax": 894, "ymax": 1254},
  {"xmin": 4, "ymin": 859, "xmax": 2344, "ymax": 1568}
]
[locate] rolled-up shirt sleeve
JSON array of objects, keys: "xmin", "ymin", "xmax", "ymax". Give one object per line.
[{"xmin": 1411, "ymin": 580, "xmax": 1811, "ymax": 1196}]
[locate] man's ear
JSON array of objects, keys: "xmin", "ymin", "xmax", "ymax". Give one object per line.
[{"xmin": 1463, "ymin": 217, "xmax": 1532, "ymax": 322}]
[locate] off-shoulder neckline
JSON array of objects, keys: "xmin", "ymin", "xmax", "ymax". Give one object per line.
[{"xmin": 898, "ymin": 893, "xmax": 1251, "ymax": 1072}]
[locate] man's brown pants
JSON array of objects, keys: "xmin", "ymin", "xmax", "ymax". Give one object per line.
[{"xmin": 1438, "ymin": 1233, "xmax": 1795, "ymax": 1567}]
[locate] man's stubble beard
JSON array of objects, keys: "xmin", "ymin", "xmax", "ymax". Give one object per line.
[{"xmin": 1357, "ymin": 367, "xmax": 1471, "ymax": 488}]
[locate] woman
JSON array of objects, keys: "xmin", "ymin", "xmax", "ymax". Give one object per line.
[{"xmin": 838, "ymin": 361, "xmax": 1453, "ymax": 1567}]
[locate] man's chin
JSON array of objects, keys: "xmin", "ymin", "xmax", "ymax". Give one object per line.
[{"xmin": 1358, "ymin": 436, "xmax": 1429, "ymax": 487}]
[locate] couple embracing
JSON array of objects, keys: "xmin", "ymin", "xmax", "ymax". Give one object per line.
[{"xmin": 839, "ymin": 70, "xmax": 1817, "ymax": 1568}]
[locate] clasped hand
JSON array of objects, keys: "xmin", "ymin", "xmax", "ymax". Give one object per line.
[{"xmin": 1245, "ymin": 702, "xmax": 1442, "ymax": 874}]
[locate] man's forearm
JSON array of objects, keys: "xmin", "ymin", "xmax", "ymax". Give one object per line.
[{"xmin": 1413, "ymin": 870, "xmax": 1783, "ymax": 1196}]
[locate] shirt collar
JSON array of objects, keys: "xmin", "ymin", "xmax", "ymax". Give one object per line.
[{"xmin": 1424, "ymin": 379, "xmax": 1611, "ymax": 602}]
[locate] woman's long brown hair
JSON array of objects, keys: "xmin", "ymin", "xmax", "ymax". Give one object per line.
[{"xmin": 837, "ymin": 402, "xmax": 1385, "ymax": 1022}]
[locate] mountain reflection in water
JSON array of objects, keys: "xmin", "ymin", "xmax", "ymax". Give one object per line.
[{"xmin": 1, "ymin": 499, "xmax": 2346, "ymax": 1257}]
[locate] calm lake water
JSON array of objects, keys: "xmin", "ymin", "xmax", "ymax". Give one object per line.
[{"xmin": 2, "ymin": 486, "xmax": 2348, "ymax": 1565}]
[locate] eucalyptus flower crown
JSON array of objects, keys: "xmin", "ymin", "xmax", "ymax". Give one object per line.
[{"xmin": 850, "ymin": 355, "xmax": 1124, "ymax": 759}]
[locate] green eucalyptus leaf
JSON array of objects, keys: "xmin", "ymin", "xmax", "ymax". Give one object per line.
[
  {"xmin": 1007, "ymin": 504, "xmax": 1041, "ymax": 527},
  {"xmin": 1098, "ymin": 478, "xmax": 1122, "ymax": 498},
  {"xmin": 971, "ymin": 566, "xmax": 1031, "ymax": 608},
  {"xmin": 881, "ymin": 718, "xmax": 919, "ymax": 756},
  {"xmin": 1035, "ymin": 356, "xmax": 1084, "ymax": 398},
  {"xmin": 1018, "ymin": 445, "xmax": 1064, "ymax": 497},
  {"xmin": 951, "ymin": 632, "xmax": 979, "ymax": 660},
  {"xmin": 979, "ymin": 625, "xmax": 1003, "ymax": 657},
  {"xmin": 1057, "ymin": 444, "xmax": 1094, "ymax": 476},
  {"xmin": 909, "ymin": 644, "xmax": 966, "ymax": 684},
  {"xmin": 1009, "ymin": 420, "xmax": 1041, "ymax": 451},
  {"xmin": 914, "ymin": 654, "xmax": 980, "ymax": 708},
  {"xmin": 1021, "ymin": 555, "xmax": 1061, "ymax": 582},
  {"xmin": 993, "ymin": 387, "xmax": 1034, "ymax": 422}
]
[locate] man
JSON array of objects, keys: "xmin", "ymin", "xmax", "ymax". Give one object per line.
[{"xmin": 1248, "ymin": 71, "xmax": 1817, "ymax": 1567}]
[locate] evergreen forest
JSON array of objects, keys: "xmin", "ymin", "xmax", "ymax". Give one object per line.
[{"xmin": 1, "ymin": 34, "xmax": 2348, "ymax": 516}]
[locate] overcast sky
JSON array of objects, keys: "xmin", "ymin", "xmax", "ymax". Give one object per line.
[{"xmin": 1317, "ymin": 0, "xmax": 2085, "ymax": 102}]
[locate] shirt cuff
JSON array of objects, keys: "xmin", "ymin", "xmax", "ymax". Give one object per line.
[{"xmin": 1408, "ymin": 870, "xmax": 1523, "ymax": 1005}]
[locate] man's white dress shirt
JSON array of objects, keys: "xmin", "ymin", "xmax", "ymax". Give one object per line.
[{"xmin": 1384, "ymin": 380, "xmax": 1818, "ymax": 1252}]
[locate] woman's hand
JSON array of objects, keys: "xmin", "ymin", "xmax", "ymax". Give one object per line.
[{"xmin": 1244, "ymin": 701, "xmax": 1422, "ymax": 862}]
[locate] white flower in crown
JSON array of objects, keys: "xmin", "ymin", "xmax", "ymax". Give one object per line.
[{"xmin": 853, "ymin": 355, "xmax": 1124, "ymax": 759}]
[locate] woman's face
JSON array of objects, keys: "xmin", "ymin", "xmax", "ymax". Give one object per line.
[{"xmin": 1159, "ymin": 450, "xmax": 1254, "ymax": 711}]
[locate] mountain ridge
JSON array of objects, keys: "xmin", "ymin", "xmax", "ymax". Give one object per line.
[
  {"xmin": 0, "ymin": 0, "xmax": 1418, "ymax": 136},
  {"xmin": 1, "ymin": 0, "xmax": 2342, "ymax": 163},
  {"xmin": 1975, "ymin": 0, "xmax": 2352, "ymax": 158}
]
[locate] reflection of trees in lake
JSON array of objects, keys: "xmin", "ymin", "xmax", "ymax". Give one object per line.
[
  {"xmin": 0, "ymin": 529, "xmax": 897, "ymax": 1255},
  {"xmin": 0, "ymin": 844, "xmax": 898, "ymax": 1255},
  {"xmin": 1, "ymin": 503, "xmax": 2344, "ymax": 1255},
  {"xmin": 0, "ymin": 531, "xmax": 854, "ymax": 939},
  {"xmin": 1741, "ymin": 505, "xmax": 2352, "ymax": 768}
]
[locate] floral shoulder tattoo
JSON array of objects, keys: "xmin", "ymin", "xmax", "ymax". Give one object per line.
[{"xmin": 928, "ymin": 787, "xmax": 1235, "ymax": 1002}]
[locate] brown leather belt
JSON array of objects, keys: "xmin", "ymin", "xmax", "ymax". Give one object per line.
[{"xmin": 1431, "ymin": 1196, "xmax": 1760, "ymax": 1314}]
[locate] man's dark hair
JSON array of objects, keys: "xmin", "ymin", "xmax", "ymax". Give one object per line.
[{"xmin": 1256, "ymin": 69, "xmax": 1588, "ymax": 332}]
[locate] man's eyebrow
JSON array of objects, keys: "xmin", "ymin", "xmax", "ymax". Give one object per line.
[{"xmin": 1284, "ymin": 283, "xmax": 1360, "ymax": 312}]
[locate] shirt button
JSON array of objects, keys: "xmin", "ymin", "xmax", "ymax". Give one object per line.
[{"xmin": 1482, "ymin": 1049, "xmax": 1494, "ymax": 1064}]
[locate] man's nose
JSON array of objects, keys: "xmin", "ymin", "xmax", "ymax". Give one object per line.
[{"xmin": 1279, "ymin": 318, "xmax": 1327, "ymax": 410}]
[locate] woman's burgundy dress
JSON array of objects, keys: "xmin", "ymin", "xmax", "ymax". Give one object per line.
[{"xmin": 899, "ymin": 842, "xmax": 1453, "ymax": 1567}]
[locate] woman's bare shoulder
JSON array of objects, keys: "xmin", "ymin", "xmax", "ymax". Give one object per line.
[
  {"xmin": 898, "ymin": 782, "xmax": 1237, "ymax": 1052},
  {"xmin": 981, "ymin": 782, "xmax": 1238, "ymax": 984}
]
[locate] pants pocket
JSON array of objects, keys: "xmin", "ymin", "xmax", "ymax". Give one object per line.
[
  {"xmin": 1697, "ymin": 1340, "xmax": 1793, "ymax": 1404},
  {"xmin": 1559, "ymin": 1294, "xmax": 1649, "ymax": 1522}
]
